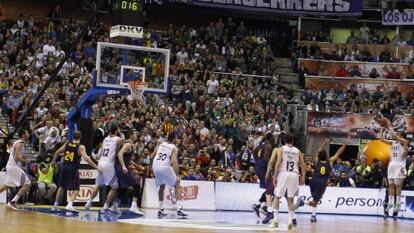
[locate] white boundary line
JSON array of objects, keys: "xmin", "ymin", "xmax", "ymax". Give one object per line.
[{"xmin": 118, "ymin": 218, "xmax": 288, "ymax": 231}]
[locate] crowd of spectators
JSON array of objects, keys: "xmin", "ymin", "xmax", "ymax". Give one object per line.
[
  {"xmin": 0, "ymin": 10, "xmax": 293, "ymax": 203},
  {"xmin": 1, "ymin": 8, "xmax": 414, "ymax": 205}
]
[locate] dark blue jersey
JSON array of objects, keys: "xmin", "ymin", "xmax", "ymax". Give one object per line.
[
  {"xmin": 63, "ymin": 142, "xmax": 81, "ymax": 168},
  {"xmin": 313, "ymin": 160, "xmax": 331, "ymax": 180}
]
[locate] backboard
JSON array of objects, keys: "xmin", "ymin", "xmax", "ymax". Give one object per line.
[{"xmin": 95, "ymin": 42, "xmax": 170, "ymax": 94}]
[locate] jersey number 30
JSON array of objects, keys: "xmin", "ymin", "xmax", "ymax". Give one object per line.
[{"xmin": 157, "ymin": 153, "xmax": 167, "ymax": 161}]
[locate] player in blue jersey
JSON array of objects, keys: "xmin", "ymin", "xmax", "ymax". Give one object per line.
[{"xmin": 296, "ymin": 136, "xmax": 350, "ymax": 222}]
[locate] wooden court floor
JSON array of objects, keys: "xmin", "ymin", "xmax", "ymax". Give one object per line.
[{"xmin": 0, "ymin": 205, "xmax": 413, "ymax": 233}]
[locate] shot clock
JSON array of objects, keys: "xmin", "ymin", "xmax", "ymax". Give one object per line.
[{"xmin": 111, "ymin": 0, "xmax": 144, "ymax": 27}]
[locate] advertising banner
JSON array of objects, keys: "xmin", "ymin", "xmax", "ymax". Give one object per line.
[
  {"xmin": 190, "ymin": 0, "xmax": 363, "ymax": 16},
  {"xmin": 299, "ymin": 58, "xmax": 414, "ymax": 79},
  {"xmin": 214, "ymin": 182, "xmax": 413, "ymax": 218},
  {"xmin": 67, "ymin": 185, "xmax": 99, "ymax": 203},
  {"xmin": 307, "ymin": 112, "xmax": 414, "ymax": 138},
  {"xmin": 382, "ymin": 9, "xmax": 414, "ymax": 25},
  {"xmin": 306, "ymin": 75, "xmax": 414, "ymax": 95},
  {"xmin": 142, "ymin": 179, "xmax": 216, "ymax": 210}
]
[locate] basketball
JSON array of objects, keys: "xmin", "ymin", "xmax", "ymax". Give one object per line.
[{"xmin": 363, "ymin": 140, "xmax": 391, "ymax": 165}]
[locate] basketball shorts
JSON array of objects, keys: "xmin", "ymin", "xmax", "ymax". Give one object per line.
[
  {"xmin": 309, "ymin": 177, "xmax": 327, "ymax": 201},
  {"xmin": 388, "ymin": 161, "xmax": 406, "ymax": 185},
  {"xmin": 275, "ymin": 172, "xmax": 299, "ymax": 198},
  {"xmin": 115, "ymin": 164, "xmax": 137, "ymax": 189},
  {"xmin": 4, "ymin": 165, "xmax": 31, "ymax": 187},
  {"xmin": 96, "ymin": 161, "xmax": 118, "ymax": 188},
  {"xmin": 58, "ymin": 165, "xmax": 80, "ymax": 190},
  {"xmin": 255, "ymin": 165, "xmax": 267, "ymax": 189},
  {"xmin": 153, "ymin": 165, "xmax": 177, "ymax": 187}
]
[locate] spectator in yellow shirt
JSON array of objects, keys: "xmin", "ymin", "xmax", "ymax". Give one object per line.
[{"xmin": 37, "ymin": 163, "xmax": 57, "ymax": 203}]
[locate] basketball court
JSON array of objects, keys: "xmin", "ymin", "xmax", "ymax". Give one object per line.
[{"xmin": 0, "ymin": 205, "xmax": 413, "ymax": 233}]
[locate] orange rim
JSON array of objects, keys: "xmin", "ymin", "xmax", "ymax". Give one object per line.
[{"xmin": 128, "ymin": 80, "xmax": 147, "ymax": 89}]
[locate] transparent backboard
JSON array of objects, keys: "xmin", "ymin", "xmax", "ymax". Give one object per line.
[{"xmin": 95, "ymin": 42, "xmax": 170, "ymax": 94}]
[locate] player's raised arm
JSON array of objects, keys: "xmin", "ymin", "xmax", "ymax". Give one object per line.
[
  {"xmin": 117, "ymin": 142, "xmax": 130, "ymax": 174},
  {"xmin": 51, "ymin": 142, "xmax": 67, "ymax": 165},
  {"xmin": 79, "ymin": 145, "xmax": 100, "ymax": 171},
  {"xmin": 389, "ymin": 127, "xmax": 409, "ymax": 148},
  {"xmin": 330, "ymin": 136, "xmax": 350, "ymax": 164}
]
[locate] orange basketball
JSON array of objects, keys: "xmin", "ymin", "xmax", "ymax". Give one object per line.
[{"xmin": 363, "ymin": 140, "xmax": 391, "ymax": 165}]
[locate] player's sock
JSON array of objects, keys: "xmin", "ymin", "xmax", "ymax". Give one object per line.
[
  {"xmin": 85, "ymin": 200, "xmax": 92, "ymax": 208},
  {"xmin": 292, "ymin": 211, "xmax": 296, "ymax": 219},
  {"xmin": 11, "ymin": 194, "xmax": 20, "ymax": 202},
  {"xmin": 53, "ymin": 202, "xmax": 59, "ymax": 208},
  {"xmin": 395, "ymin": 196, "xmax": 401, "ymax": 211},
  {"xmin": 389, "ymin": 195, "xmax": 395, "ymax": 206},
  {"xmin": 274, "ymin": 209, "xmax": 279, "ymax": 223},
  {"xmin": 288, "ymin": 211, "xmax": 294, "ymax": 225},
  {"xmin": 312, "ymin": 207, "xmax": 316, "ymax": 216},
  {"xmin": 67, "ymin": 202, "xmax": 73, "ymax": 208},
  {"xmin": 159, "ymin": 201, "xmax": 164, "ymax": 210},
  {"xmin": 177, "ymin": 200, "xmax": 183, "ymax": 210},
  {"xmin": 103, "ymin": 202, "xmax": 109, "ymax": 210},
  {"xmin": 268, "ymin": 206, "xmax": 274, "ymax": 213},
  {"xmin": 131, "ymin": 200, "xmax": 138, "ymax": 208}
]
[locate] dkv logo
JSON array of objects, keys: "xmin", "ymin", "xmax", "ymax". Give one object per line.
[{"xmin": 167, "ymin": 185, "xmax": 199, "ymax": 204}]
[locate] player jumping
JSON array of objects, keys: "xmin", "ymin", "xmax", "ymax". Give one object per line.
[{"xmin": 380, "ymin": 121, "xmax": 408, "ymax": 221}]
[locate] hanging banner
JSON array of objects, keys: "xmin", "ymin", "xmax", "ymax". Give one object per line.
[
  {"xmin": 306, "ymin": 76, "xmax": 414, "ymax": 95},
  {"xmin": 307, "ymin": 112, "xmax": 414, "ymax": 138},
  {"xmin": 299, "ymin": 58, "xmax": 414, "ymax": 80},
  {"xmin": 190, "ymin": 0, "xmax": 363, "ymax": 16},
  {"xmin": 382, "ymin": 9, "xmax": 414, "ymax": 25}
]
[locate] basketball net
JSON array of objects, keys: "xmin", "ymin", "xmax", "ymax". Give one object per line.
[{"xmin": 127, "ymin": 80, "xmax": 148, "ymax": 106}]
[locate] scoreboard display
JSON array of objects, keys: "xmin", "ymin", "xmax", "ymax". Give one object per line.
[{"xmin": 111, "ymin": 0, "xmax": 144, "ymax": 27}]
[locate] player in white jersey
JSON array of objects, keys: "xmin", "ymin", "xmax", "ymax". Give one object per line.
[
  {"xmin": 270, "ymin": 133, "xmax": 305, "ymax": 229},
  {"xmin": 85, "ymin": 124, "xmax": 123, "ymax": 213},
  {"xmin": 0, "ymin": 130, "xmax": 32, "ymax": 210},
  {"xmin": 380, "ymin": 123, "xmax": 408, "ymax": 219},
  {"xmin": 152, "ymin": 134, "xmax": 188, "ymax": 218}
]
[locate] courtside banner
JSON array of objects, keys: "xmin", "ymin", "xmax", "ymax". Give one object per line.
[
  {"xmin": 215, "ymin": 182, "xmax": 264, "ymax": 211},
  {"xmin": 382, "ymin": 10, "xmax": 414, "ymax": 25},
  {"xmin": 214, "ymin": 183, "xmax": 414, "ymax": 218},
  {"xmin": 0, "ymin": 172, "xmax": 5, "ymax": 203},
  {"xmin": 67, "ymin": 185, "xmax": 100, "ymax": 203},
  {"xmin": 142, "ymin": 179, "xmax": 215, "ymax": 210},
  {"xmin": 189, "ymin": 0, "xmax": 363, "ymax": 16}
]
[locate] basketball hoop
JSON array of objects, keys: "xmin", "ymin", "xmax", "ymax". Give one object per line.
[{"xmin": 127, "ymin": 80, "xmax": 148, "ymax": 105}]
